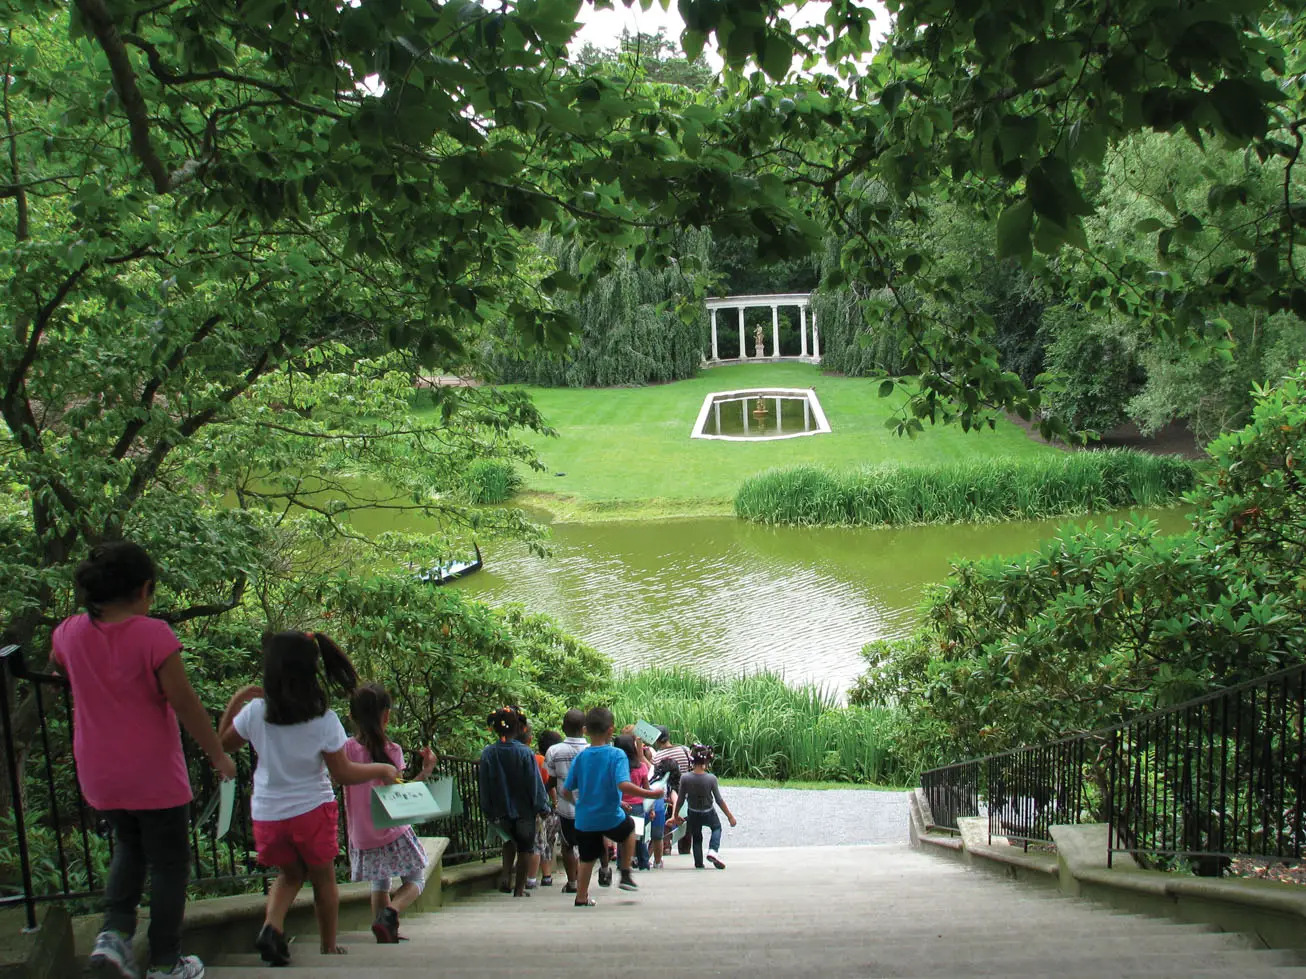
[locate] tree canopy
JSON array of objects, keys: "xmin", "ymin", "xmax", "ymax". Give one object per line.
[{"xmin": 4, "ymin": 0, "xmax": 1306, "ymax": 661}]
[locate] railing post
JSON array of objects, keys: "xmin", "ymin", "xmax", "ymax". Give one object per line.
[
  {"xmin": 0, "ymin": 645, "xmax": 38, "ymax": 930},
  {"xmin": 1106, "ymin": 727, "xmax": 1117, "ymax": 869}
]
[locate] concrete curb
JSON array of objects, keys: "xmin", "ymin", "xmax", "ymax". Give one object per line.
[
  {"xmin": 61, "ymin": 837, "xmax": 482, "ymax": 971},
  {"xmin": 915, "ymin": 820, "xmax": 1306, "ymax": 951}
]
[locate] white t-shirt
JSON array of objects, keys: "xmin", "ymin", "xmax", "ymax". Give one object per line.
[{"xmin": 233, "ymin": 698, "xmax": 348, "ymax": 821}]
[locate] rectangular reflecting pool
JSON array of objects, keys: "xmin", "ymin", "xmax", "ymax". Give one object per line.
[{"xmin": 691, "ymin": 388, "xmax": 831, "ymax": 441}]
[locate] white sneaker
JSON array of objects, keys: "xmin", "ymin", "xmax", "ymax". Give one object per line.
[
  {"xmin": 145, "ymin": 955, "xmax": 205, "ymax": 979},
  {"xmin": 706, "ymin": 850, "xmax": 726, "ymax": 869},
  {"xmin": 89, "ymin": 931, "xmax": 139, "ymax": 979}
]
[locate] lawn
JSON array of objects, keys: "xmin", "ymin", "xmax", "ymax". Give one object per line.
[{"xmin": 498, "ymin": 363, "xmax": 1059, "ymax": 518}]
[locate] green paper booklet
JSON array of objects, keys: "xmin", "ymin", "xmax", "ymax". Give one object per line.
[
  {"xmin": 371, "ymin": 777, "xmax": 459, "ymax": 830},
  {"xmin": 634, "ymin": 720, "xmax": 662, "ymax": 744}
]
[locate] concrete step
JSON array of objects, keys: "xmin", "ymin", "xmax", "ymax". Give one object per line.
[{"xmin": 206, "ymin": 845, "xmax": 1306, "ymax": 977}]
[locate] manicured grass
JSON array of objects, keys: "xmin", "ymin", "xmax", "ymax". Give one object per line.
[{"xmin": 487, "ymin": 363, "xmax": 1058, "ymax": 517}]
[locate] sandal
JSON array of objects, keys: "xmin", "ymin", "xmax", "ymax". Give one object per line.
[
  {"xmin": 574, "ymin": 897, "xmax": 596, "ymax": 907},
  {"xmin": 540, "ymin": 875, "xmax": 553, "ymax": 886}
]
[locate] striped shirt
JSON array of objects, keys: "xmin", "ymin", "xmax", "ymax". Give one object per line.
[
  {"xmin": 544, "ymin": 737, "xmax": 588, "ymax": 819},
  {"xmin": 653, "ymin": 744, "xmax": 694, "ymax": 774}
]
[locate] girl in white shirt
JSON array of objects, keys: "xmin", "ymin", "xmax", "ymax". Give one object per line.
[{"xmin": 219, "ymin": 631, "xmax": 396, "ymax": 966}]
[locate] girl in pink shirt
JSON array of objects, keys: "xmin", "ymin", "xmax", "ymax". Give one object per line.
[
  {"xmin": 52, "ymin": 541, "xmax": 235, "ymax": 979},
  {"xmin": 343, "ymin": 684, "xmax": 436, "ymax": 944}
]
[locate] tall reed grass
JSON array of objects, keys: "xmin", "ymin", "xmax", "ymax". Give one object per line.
[
  {"xmin": 607, "ymin": 667, "xmax": 910, "ymax": 785},
  {"xmin": 463, "ymin": 459, "xmax": 523, "ymax": 504},
  {"xmin": 734, "ymin": 450, "xmax": 1196, "ymax": 527}
]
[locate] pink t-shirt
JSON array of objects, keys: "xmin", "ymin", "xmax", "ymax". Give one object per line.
[
  {"xmin": 621, "ymin": 761, "xmax": 650, "ymax": 808},
  {"xmin": 342, "ymin": 737, "xmax": 406, "ymax": 851},
  {"xmin": 51, "ymin": 613, "xmax": 191, "ymax": 811}
]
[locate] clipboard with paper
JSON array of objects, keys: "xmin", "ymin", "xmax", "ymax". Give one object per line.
[
  {"xmin": 371, "ymin": 776, "xmax": 461, "ymax": 831},
  {"xmin": 634, "ymin": 720, "xmax": 662, "ymax": 744}
]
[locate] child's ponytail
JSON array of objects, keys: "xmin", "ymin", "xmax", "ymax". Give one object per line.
[
  {"xmin": 312, "ymin": 633, "xmax": 358, "ymax": 700},
  {"xmin": 262, "ymin": 629, "xmax": 359, "ymax": 726},
  {"xmin": 350, "ymin": 683, "xmax": 393, "ymax": 766}
]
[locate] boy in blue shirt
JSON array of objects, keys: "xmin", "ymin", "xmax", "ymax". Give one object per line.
[{"xmin": 562, "ymin": 706, "xmax": 664, "ymax": 907}]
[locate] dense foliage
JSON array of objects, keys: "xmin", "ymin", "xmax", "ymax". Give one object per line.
[
  {"xmin": 852, "ymin": 365, "xmax": 1306, "ymax": 759},
  {"xmin": 608, "ymin": 668, "xmax": 915, "ymax": 785},
  {"xmin": 735, "ymin": 451, "xmax": 1195, "ymax": 527}
]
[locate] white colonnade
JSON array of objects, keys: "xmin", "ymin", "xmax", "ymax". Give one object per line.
[{"xmin": 705, "ymin": 292, "xmax": 819, "ymax": 365}]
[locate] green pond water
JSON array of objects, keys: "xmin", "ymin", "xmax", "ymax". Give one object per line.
[{"xmin": 442, "ymin": 506, "xmax": 1192, "ymax": 694}]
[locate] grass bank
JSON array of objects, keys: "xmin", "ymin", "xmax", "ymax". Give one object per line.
[
  {"xmin": 479, "ymin": 363, "xmax": 1058, "ymax": 520},
  {"xmin": 735, "ymin": 450, "xmax": 1197, "ymax": 527},
  {"xmin": 607, "ymin": 667, "xmax": 915, "ymax": 785}
]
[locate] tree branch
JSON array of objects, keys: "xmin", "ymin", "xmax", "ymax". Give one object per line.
[
  {"xmin": 152, "ymin": 574, "xmax": 247, "ymax": 625},
  {"xmin": 74, "ymin": 0, "xmax": 172, "ymax": 193}
]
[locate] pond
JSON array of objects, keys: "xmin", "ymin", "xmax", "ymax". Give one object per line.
[{"xmin": 451, "ymin": 507, "xmax": 1193, "ymax": 695}]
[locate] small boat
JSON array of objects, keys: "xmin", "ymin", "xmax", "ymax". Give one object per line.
[{"xmin": 416, "ymin": 543, "xmax": 483, "ymax": 585}]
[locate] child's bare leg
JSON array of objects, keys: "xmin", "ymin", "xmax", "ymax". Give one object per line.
[
  {"xmin": 619, "ymin": 832, "xmax": 636, "ymax": 872},
  {"xmin": 653, "ymin": 836, "xmax": 665, "ymax": 863},
  {"xmin": 264, "ymin": 862, "xmax": 305, "ymax": 932},
  {"xmin": 370, "ymin": 889, "xmax": 390, "ymax": 917},
  {"xmin": 304, "ymin": 862, "xmax": 344, "ymax": 954},
  {"xmin": 598, "ymin": 839, "xmax": 610, "ymax": 868},
  {"xmin": 526, "ymin": 851, "xmax": 540, "ymax": 880},
  {"xmin": 391, "ymin": 881, "xmax": 421, "ymax": 913},
  {"xmin": 576, "ymin": 859, "xmax": 595, "ymax": 903}
]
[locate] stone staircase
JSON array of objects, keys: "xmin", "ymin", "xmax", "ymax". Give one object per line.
[{"xmin": 206, "ymin": 846, "xmax": 1306, "ymax": 978}]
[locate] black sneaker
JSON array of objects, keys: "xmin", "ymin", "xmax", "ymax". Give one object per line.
[
  {"xmin": 371, "ymin": 907, "xmax": 400, "ymax": 944},
  {"xmin": 597, "ymin": 867, "xmax": 612, "ymax": 888},
  {"xmin": 618, "ymin": 871, "xmax": 638, "ymax": 891},
  {"xmin": 255, "ymin": 923, "xmax": 291, "ymax": 967}
]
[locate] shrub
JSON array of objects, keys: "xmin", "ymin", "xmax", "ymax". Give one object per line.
[
  {"xmin": 734, "ymin": 450, "xmax": 1196, "ymax": 527},
  {"xmin": 462, "ymin": 459, "xmax": 522, "ymax": 504}
]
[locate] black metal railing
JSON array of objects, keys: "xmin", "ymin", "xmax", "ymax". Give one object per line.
[
  {"xmin": 416, "ymin": 754, "xmax": 494, "ymax": 865},
  {"xmin": 919, "ymin": 660, "xmax": 1306, "ymax": 875},
  {"xmin": 1106, "ymin": 662, "xmax": 1306, "ymax": 871},
  {"xmin": 920, "ymin": 759, "xmax": 980, "ymax": 833},
  {"xmin": 0, "ymin": 643, "xmax": 496, "ymax": 929}
]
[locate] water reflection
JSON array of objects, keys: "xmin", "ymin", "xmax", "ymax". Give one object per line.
[
  {"xmin": 699, "ymin": 396, "xmax": 816, "ymax": 438},
  {"xmin": 454, "ymin": 508, "xmax": 1192, "ymax": 694}
]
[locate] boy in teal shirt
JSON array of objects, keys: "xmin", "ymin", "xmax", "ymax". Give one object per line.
[{"xmin": 562, "ymin": 706, "xmax": 663, "ymax": 907}]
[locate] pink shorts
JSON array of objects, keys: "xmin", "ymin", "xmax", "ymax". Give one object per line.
[{"xmin": 253, "ymin": 801, "xmax": 339, "ymax": 868}]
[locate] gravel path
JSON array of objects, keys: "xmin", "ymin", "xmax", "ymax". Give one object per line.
[{"xmin": 684, "ymin": 787, "xmax": 910, "ymax": 849}]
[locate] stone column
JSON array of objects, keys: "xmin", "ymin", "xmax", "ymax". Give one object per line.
[
  {"xmin": 803, "ymin": 399, "xmax": 811, "ymax": 430},
  {"xmin": 775, "ymin": 397, "xmax": 783, "ymax": 433},
  {"xmin": 714, "ymin": 401, "xmax": 721, "ymax": 435},
  {"xmin": 738, "ymin": 307, "xmax": 747, "ymax": 359},
  {"xmin": 771, "ymin": 305, "xmax": 780, "ymax": 359},
  {"xmin": 800, "ymin": 305, "xmax": 809, "ymax": 358},
  {"xmin": 710, "ymin": 308, "xmax": 719, "ymax": 361},
  {"xmin": 742, "ymin": 401, "xmax": 749, "ymax": 435},
  {"xmin": 812, "ymin": 308, "xmax": 820, "ymax": 362}
]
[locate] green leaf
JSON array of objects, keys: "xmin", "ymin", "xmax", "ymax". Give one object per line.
[{"xmin": 996, "ymin": 200, "xmax": 1034, "ymax": 262}]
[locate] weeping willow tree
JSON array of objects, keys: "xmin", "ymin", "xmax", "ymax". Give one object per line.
[{"xmin": 490, "ymin": 231, "xmax": 713, "ymax": 387}]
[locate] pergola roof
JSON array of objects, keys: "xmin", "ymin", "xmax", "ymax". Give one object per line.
[{"xmin": 704, "ymin": 292, "xmax": 812, "ymax": 310}]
